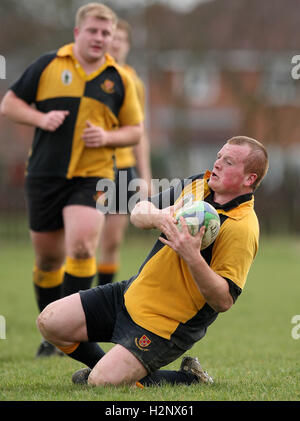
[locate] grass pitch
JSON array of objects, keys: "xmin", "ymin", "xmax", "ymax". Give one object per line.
[{"xmin": 0, "ymin": 232, "xmax": 300, "ymax": 402}]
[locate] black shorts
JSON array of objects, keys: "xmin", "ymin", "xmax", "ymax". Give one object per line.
[
  {"xmin": 25, "ymin": 176, "xmax": 102, "ymax": 232},
  {"xmin": 111, "ymin": 167, "xmax": 138, "ymax": 214},
  {"xmin": 79, "ymin": 281, "xmax": 188, "ymax": 373}
]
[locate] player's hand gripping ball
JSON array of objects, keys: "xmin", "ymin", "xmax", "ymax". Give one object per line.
[{"xmin": 174, "ymin": 200, "xmax": 220, "ymax": 250}]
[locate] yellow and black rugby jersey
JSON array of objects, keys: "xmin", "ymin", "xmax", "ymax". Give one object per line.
[
  {"xmin": 10, "ymin": 44, "xmax": 143, "ymax": 179},
  {"xmin": 124, "ymin": 171, "xmax": 259, "ymax": 349},
  {"xmin": 114, "ymin": 64, "xmax": 146, "ymax": 170}
]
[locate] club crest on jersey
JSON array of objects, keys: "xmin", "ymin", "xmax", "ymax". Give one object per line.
[
  {"xmin": 61, "ymin": 70, "xmax": 72, "ymax": 85},
  {"xmin": 101, "ymin": 79, "xmax": 115, "ymax": 94},
  {"xmin": 135, "ymin": 335, "xmax": 151, "ymax": 351}
]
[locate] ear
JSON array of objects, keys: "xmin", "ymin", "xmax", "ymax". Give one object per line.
[{"xmin": 245, "ymin": 173, "xmax": 257, "ymax": 188}]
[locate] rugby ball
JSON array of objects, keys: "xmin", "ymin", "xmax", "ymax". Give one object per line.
[{"xmin": 174, "ymin": 200, "xmax": 220, "ymax": 250}]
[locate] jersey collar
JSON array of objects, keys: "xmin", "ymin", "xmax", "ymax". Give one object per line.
[
  {"xmin": 57, "ymin": 43, "xmax": 116, "ymax": 81},
  {"xmin": 203, "ymin": 171, "xmax": 254, "ymax": 220}
]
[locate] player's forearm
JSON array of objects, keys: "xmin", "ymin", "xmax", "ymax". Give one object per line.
[
  {"xmin": 0, "ymin": 90, "xmax": 43, "ymax": 127},
  {"xmin": 130, "ymin": 200, "xmax": 163, "ymax": 230},
  {"xmin": 187, "ymin": 254, "xmax": 233, "ymax": 313},
  {"xmin": 106, "ymin": 123, "xmax": 143, "ymax": 147}
]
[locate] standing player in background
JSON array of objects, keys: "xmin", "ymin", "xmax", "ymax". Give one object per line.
[
  {"xmin": 0, "ymin": 3, "xmax": 143, "ymax": 357},
  {"xmin": 97, "ymin": 19, "xmax": 153, "ymax": 286}
]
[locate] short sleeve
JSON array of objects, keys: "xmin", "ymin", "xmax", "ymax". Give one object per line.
[
  {"xmin": 10, "ymin": 52, "xmax": 56, "ymax": 104},
  {"xmin": 210, "ymin": 215, "xmax": 259, "ymax": 290}
]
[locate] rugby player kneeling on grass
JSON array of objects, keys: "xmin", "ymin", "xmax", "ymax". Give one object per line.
[{"xmin": 37, "ymin": 136, "xmax": 268, "ymax": 387}]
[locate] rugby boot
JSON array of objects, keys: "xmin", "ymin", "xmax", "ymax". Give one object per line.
[
  {"xmin": 180, "ymin": 356, "xmax": 214, "ymax": 384},
  {"xmin": 35, "ymin": 340, "xmax": 64, "ymax": 358},
  {"xmin": 72, "ymin": 367, "xmax": 91, "ymax": 385}
]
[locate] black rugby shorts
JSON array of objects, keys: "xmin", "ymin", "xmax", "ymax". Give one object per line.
[
  {"xmin": 79, "ymin": 281, "xmax": 188, "ymax": 373},
  {"xmin": 112, "ymin": 166, "xmax": 139, "ymax": 214},
  {"xmin": 25, "ymin": 176, "xmax": 102, "ymax": 232}
]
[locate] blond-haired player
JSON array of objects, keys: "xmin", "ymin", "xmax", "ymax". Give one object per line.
[
  {"xmin": 0, "ymin": 3, "xmax": 143, "ymax": 357},
  {"xmin": 37, "ymin": 137, "xmax": 268, "ymax": 387}
]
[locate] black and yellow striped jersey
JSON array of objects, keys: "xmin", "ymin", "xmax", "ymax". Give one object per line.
[
  {"xmin": 124, "ymin": 171, "xmax": 259, "ymax": 349},
  {"xmin": 10, "ymin": 43, "xmax": 143, "ymax": 180},
  {"xmin": 114, "ymin": 64, "xmax": 146, "ymax": 170}
]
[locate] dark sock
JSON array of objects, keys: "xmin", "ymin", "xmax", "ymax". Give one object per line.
[
  {"xmin": 60, "ymin": 342, "xmax": 105, "ymax": 369},
  {"xmin": 33, "ymin": 266, "xmax": 64, "ymax": 311},
  {"xmin": 34, "ymin": 284, "xmax": 62, "ymax": 312},
  {"xmin": 140, "ymin": 370, "xmax": 198, "ymax": 386},
  {"xmin": 62, "ymin": 256, "xmax": 96, "ymax": 297},
  {"xmin": 62, "ymin": 272, "xmax": 94, "ymax": 297},
  {"xmin": 97, "ymin": 263, "xmax": 119, "ymax": 286},
  {"xmin": 97, "ymin": 271, "xmax": 115, "ymax": 286}
]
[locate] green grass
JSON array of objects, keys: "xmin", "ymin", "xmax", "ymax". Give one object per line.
[{"xmin": 0, "ymin": 233, "xmax": 300, "ymax": 401}]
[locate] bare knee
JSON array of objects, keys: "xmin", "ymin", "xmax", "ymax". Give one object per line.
[
  {"xmin": 88, "ymin": 366, "xmax": 144, "ymax": 388},
  {"xmin": 88, "ymin": 368, "xmax": 128, "ymax": 387},
  {"xmin": 36, "ymin": 254, "xmax": 64, "ymax": 272},
  {"xmin": 87, "ymin": 345, "xmax": 147, "ymax": 387},
  {"xmin": 101, "ymin": 228, "xmax": 125, "ymax": 261},
  {"xmin": 36, "ymin": 302, "xmax": 59, "ymax": 343},
  {"xmin": 103, "ymin": 235, "xmax": 122, "ymax": 257},
  {"xmin": 31, "ymin": 230, "xmax": 65, "ymax": 271},
  {"xmin": 88, "ymin": 370, "xmax": 110, "ymax": 387},
  {"xmin": 101, "ymin": 216, "xmax": 128, "ymax": 258},
  {"xmin": 70, "ymin": 240, "xmax": 95, "ymax": 259}
]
